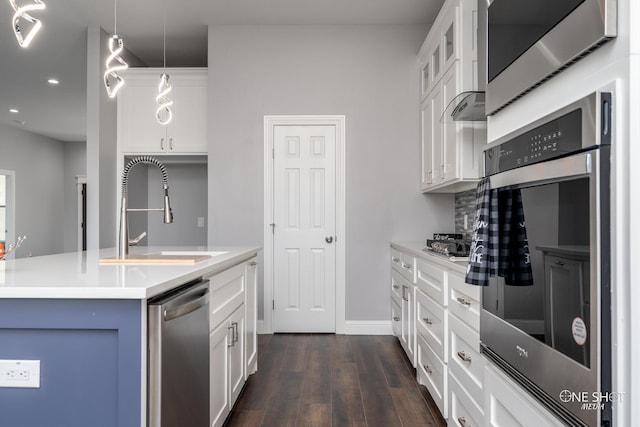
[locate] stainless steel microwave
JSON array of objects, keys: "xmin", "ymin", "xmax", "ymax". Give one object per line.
[{"xmin": 485, "ymin": 0, "xmax": 617, "ymax": 115}]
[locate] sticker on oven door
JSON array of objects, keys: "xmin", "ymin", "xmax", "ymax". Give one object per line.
[{"xmin": 572, "ymin": 317, "xmax": 587, "ymax": 346}]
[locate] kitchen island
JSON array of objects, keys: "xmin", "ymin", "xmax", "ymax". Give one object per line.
[{"xmin": 0, "ymin": 246, "xmax": 260, "ymax": 427}]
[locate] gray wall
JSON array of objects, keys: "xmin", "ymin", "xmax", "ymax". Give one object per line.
[
  {"xmin": 86, "ymin": 27, "xmax": 117, "ymax": 250},
  {"xmin": 0, "ymin": 124, "xmax": 66, "ymax": 257},
  {"xmin": 63, "ymin": 142, "xmax": 87, "ymax": 253},
  {"xmin": 208, "ymin": 25, "xmax": 454, "ymax": 322}
]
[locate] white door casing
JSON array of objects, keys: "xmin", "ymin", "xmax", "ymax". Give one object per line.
[{"xmin": 264, "ymin": 116, "xmax": 346, "ymax": 334}]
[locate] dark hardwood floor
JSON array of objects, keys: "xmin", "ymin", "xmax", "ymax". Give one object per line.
[{"xmin": 225, "ymin": 334, "xmax": 447, "ymax": 427}]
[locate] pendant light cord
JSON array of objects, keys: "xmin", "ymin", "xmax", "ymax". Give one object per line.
[
  {"xmin": 114, "ymin": 0, "xmax": 117, "ymax": 34},
  {"xmin": 163, "ymin": 0, "xmax": 167, "ymax": 70}
]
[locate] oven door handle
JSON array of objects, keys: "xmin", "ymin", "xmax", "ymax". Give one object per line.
[{"xmin": 489, "ymin": 151, "xmax": 592, "ymax": 189}]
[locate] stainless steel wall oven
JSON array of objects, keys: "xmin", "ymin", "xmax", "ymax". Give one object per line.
[
  {"xmin": 480, "ymin": 92, "xmax": 612, "ymax": 426},
  {"xmin": 486, "ymin": 0, "xmax": 616, "ymax": 115}
]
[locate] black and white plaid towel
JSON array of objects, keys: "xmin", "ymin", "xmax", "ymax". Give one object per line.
[
  {"xmin": 465, "ymin": 178, "xmax": 498, "ymax": 286},
  {"xmin": 498, "ymin": 189, "xmax": 533, "ymax": 285}
]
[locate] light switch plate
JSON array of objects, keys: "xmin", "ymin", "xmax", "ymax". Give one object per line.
[{"xmin": 0, "ymin": 360, "xmax": 40, "ymax": 388}]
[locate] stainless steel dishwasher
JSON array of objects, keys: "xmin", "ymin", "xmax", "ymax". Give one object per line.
[{"xmin": 148, "ymin": 279, "xmax": 209, "ymax": 427}]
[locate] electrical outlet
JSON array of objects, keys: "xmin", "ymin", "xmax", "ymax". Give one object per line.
[
  {"xmin": 464, "ymin": 214, "xmax": 469, "ymax": 230},
  {"xmin": 0, "ymin": 360, "xmax": 40, "ymax": 388}
]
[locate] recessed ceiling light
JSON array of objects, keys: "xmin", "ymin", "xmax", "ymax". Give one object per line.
[
  {"xmin": 9, "ymin": 108, "xmax": 19, "ymax": 113},
  {"xmin": 47, "ymin": 78, "xmax": 60, "ymax": 85}
]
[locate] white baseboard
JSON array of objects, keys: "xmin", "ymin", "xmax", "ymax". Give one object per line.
[
  {"xmin": 341, "ymin": 320, "xmax": 393, "ymax": 335},
  {"xmin": 256, "ymin": 319, "xmax": 393, "ymax": 335}
]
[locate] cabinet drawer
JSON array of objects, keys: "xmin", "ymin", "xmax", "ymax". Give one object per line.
[
  {"xmin": 391, "ymin": 298, "xmax": 401, "ymax": 337},
  {"xmin": 416, "ymin": 258, "xmax": 448, "ymax": 306},
  {"xmin": 391, "ymin": 248, "xmax": 416, "ymax": 282},
  {"xmin": 449, "ymin": 371, "xmax": 484, "ymax": 427},
  {"xmin": 448, "ymin": 272, "xmax": 480, "ymax": 332},
  {"xmin": 416, "ymin": 289, "xmax": 448, "ymax": 362},
  {"xmin": 391, "ymin": 269, "xmax": 405, "ymax": 302},
  {"xmin": 209, "ymin": 263, "xmax": 246, "ymax": 330},
  {"xmin": 449, "ymin": 314, "xmax": 485, "ymax": 406},
  {"xmin": 417, "ymin": 334, "xmax": 448, "ymax": 419},
  {"xmin": 391, "ymin": 248, "xmax": 403, "ymax": 272}
]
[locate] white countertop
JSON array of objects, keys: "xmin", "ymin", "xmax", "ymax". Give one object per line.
[
  {"xmin": 0, "ymin": 246, "xmax": 260, "ymax": 299},
  {"xmin": 391, "ymin": 241, "xmax": 468, "ymax": 275}
]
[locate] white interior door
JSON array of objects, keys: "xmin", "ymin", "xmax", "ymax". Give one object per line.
[{"xmin": 273, "ymin": 125, "xmax": 336, "ymax": 332}]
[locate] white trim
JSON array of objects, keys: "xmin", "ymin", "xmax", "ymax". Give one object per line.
[
  {"xmin": 342, "ymin": 320, "xmax": 394, "ymax": 335},
  {"xmin": 263, "ymin": 115, "xmax": 346, "ymax": 334},
  {"xmin": 257, "ymin": 320, "xmax": 267, "ymax": 335}
]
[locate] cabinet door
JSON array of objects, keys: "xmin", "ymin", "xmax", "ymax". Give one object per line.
[
  {"xmin": 210, "ymin": 321, "xmax": 231, "ymax": 427},
  {"xmin": 441, "ymin": 65, "xmax": 460, "ymax": 183},
  {"xmin": 401, "ymin": 282, "xmax": 416, "ymax": 366},
  {"xmin": 228, "ymin": 306, "xmax": 245, "ymax": 407},
  {"xmin": 169, "ymin": 77, "xmax": 208, "ymax": 153},
  {"xmin": 421, "ymin": 98, "xmax": 434, "ymax": 189},
  {"xmin": 441, "ymin": 4, "xmax": 459, "ymax": 73},
  {"xmin": 118, "ymin": 82, "xmax": 167, "ymax": 154},
  {"xmin": 245, "ymin": 259, "xmax": 258, "ymax": 378},
  {"xmin": 432, "ymin": 82, "xmax": 444, "ymax": 183}
]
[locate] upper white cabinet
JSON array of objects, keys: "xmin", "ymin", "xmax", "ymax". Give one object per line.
[
  {"xmin": 118, "ymin": 68, "xmax": 208, "ymax": 154},
  {"xmin": 419, "ymin": 0, "xmax": 485, "ymax": 193}
]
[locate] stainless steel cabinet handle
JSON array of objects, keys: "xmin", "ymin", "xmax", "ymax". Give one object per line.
[
  {"xmin": 169, "ymin": 138, "xmax": 173, "ymax": 150},
  {"xmin": 458, "ymin": 416, "xmax": 469, "ymax": 427},
  {"xmin": 423, "ymin": 317, "xmax": 433, "ymax": 325},
  {"xmin": 402, "ymin": 262, "xmax": 412, "ymax": 270},
  {"xmin": 249, "ymin": 261, "xmax": 257, "ymax": 267},
  {"xmin": 160, "ymin": 138, "xmax": 165, "ymax": 150},
  {"xmin": 440, "ymin": 165, "xmax": 445, "ymax": 179},
  {"xmin": 393, "ymin": 316, "xmax": 400, "ymax": 322},
  {"xmin": 232, "ymin": 321, "xmax": 239, "ymax": 343},
  {"xmin": 456, "ymin": 297, "xmax": 471, "ymax": 307},
  {"xmin": 424, "ymin": 364, "xmax": 432, "ymax": 374},
  {"xmin": 325, "ymin": 236, "xmax": 334, "ymax": 243},
  {"xmin": 457, "ymin": 351, "xmax": 472, "ymax": 363},
  {"xmin": 227, "ymin": 325, "xmax": 235, "ymax": 347},
  {"xmin": 392, "ymin": 257, "xmax": 400, "ymax": 262},
  {"xmin": 554, "ymin": 261, "xmax": 565, "ymax": 266},
  {"xmin": 393, "ymin": 284, "xmax": 400, "ymax": 290},
  {"xmin": 402, "ymin": 285, "xmax": 408, "ymax": 301}
]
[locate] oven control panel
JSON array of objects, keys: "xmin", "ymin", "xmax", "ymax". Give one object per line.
[{"xmin": 485, "ymin": 109, "xmax": 582, "ymax": 175}]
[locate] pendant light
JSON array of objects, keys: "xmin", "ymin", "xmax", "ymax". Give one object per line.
[
  {"xmin": 10, "ymin": 0, "xmax": 46, "ymax": 48},
  {"xmin": 104, "ymin": 0, "xmax": 128, "ymax": 98},
  {"xmin": 156, "ymin": 0, "xmax": 173, "ymax": 125}
]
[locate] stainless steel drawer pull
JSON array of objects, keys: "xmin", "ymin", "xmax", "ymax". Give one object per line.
[
  {"xmin": 423, "ymin": 317, "xmax": 433, "ymax": 325},
  {"xmin": 392, "ymin": 257, "xmax": 400, "ymax": 262},
  {"xmin": 227, "ymin": 325, "xmax": 235, "ymax": 347},
  {"xmin": 456, "ymin": 297, "xmax": 471, "ymax": 307},
  {"xmin": 249, "ymin": 261, "xmax": 257, "ymax": 267},
  {"xmin": 458, "ymin": 416, "xmax": 469, "ymax": 427},
  {"xmin": 232, "ymin": 321, "xmax": 239, "ymax": 343},
  {"xmin": 402, "ymin": 286, "xmax": 408, "ymax": 301},
  {"xmin": 160, "ymin": 138, "xmax": 165, "ymax": 150},
  {"xmin": 393, "ymin": 284, "xmax": 400, "ymax": 290},
  {"xmin": 402, "ymin": 262, "xmax": 412, "ymax": 270},
  {"xmin": 457, "ymin": 351, "xmax": 472, "ymax": 363},
  {"xmin": 554, "ymin": 261, "xmax": 565, "ymax": 266},
  {"xmin": 393, "ymin": 316, "xmax": 400, "ymax": 322},
  {"xmin": 424, "ymin": 364, "xmax": 433, "ymax": 374}
]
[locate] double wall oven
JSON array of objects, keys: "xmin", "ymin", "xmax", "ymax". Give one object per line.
[{"xmin": 479, "ymin": 92, "xmax": 611, "ymax": 426}]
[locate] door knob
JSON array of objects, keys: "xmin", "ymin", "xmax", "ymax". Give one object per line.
[{"xmin": 325, "ymin": 236, "xmax": 334, "ymax": 243}]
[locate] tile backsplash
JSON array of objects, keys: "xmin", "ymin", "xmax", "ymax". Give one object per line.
[{"xmin": 455, "ymin": 189, "xmax": 476, "ymax": 242}]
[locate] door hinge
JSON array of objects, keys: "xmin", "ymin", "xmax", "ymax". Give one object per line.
[{"xmin": 272, "ymin": 300, "xmax": 275, "ymax": 310}]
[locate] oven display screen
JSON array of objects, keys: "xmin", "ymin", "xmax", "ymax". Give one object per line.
[
  {"xmin": 488, "ymin": 0, "xmax": 585, "ymax": 82},
  {"xmin": 482, "ymin": 177, "xmax": 591, "ymax": 368}
]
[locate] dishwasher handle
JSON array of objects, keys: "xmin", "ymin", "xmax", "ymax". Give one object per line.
[{"xmin": 163, "ymin": 288, "xmax": 209, "ymax": 321}]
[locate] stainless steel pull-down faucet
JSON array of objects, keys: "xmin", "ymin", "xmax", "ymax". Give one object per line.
[{"xmin": 119, "ymin": 156, "xmax": 173, "ymax": 258}]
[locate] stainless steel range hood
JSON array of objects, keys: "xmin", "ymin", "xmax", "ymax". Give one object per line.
[{"xmin": 442, "ymin": 91, "xmax": 486, "ymax": 122}]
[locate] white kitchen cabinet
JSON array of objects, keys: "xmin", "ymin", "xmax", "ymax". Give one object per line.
[
  {"xmin": 417, "ymin": 332, "xmax": 448, "ymax": 418},
  {"xmin": 391, "ymin": 249, "xmax": 416, "ymax": 366},
  {"xmin": 484, "ymin": 364, "xmax": 564, "ymax": 427},
  {"xmin": 118, "ymin": 68, "xmax": 208, "ymax": 154},
  {"xmin": 419, "ymin": 0, "xmax": 485, "ymax": 193},
  {"xmin": 207, "ymin": 260, "xmax": 256, "ymax": 427}
]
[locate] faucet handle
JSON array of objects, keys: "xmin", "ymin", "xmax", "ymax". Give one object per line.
[{"xmin": 129, "ymin": 231, "xmax": 147, "ymax": 246}]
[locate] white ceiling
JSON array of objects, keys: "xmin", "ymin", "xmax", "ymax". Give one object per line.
[{"xmin": 0, "ymin": 0, "xmax": 442, "ymax": 142}]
